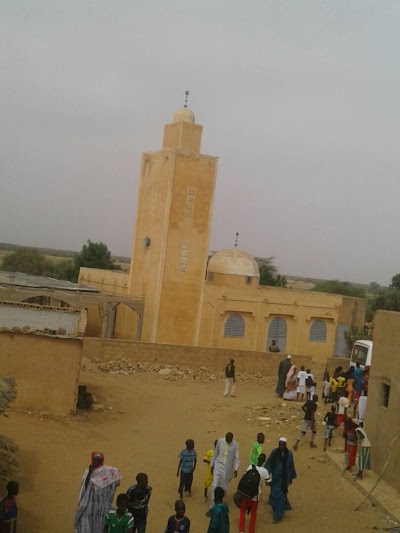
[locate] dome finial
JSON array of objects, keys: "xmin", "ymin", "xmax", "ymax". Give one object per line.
[
  {"xmin": 184, "ymin": 90, "xmax": 189, "ymax": 108},
  {"xmin": 234, "ymin": 232, "xmax": 240, "ymax": 249}
]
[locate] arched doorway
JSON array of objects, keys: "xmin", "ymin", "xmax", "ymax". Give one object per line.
[{"xmin": 266, "ymin": 317, "xmax": 287, "ymax": 352}]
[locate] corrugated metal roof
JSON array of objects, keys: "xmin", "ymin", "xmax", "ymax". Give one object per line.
[
  {"xmin": 0, "ymin": 271, "xmax": 98, "ymax": 292},
  {"xmin": 0, "ymin": 301, "xmax": 83, "ymax": 337}
]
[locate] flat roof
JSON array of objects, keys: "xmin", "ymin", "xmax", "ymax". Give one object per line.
[
  {"xmin": 0, "ymin": 271, "xmax": 98, "ymax": 292},
  {"xmin": 0, "ymin": 301, "xmax": 86, "ymax": 338}
]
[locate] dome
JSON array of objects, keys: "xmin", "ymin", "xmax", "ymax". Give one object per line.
[
  {"xmin": 173, "ymin": 108, "xmax": 195, "ymax": 124},
  {"xmin": 208, "ymin": 249, "xmax": 260, "ymax": 278}
]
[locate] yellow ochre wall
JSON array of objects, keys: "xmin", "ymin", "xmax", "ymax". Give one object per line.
[
  {"xmin": 199, "ymin": 278, "xmax": 365, "ymax": 363},
  {"xmin": 129, "ymin": 116, "xmax": 217, "ymax": 345},
  {"xmin": 78, "ymin": 268, "xmax": 136, "ymax": 338},
  {"xmin": 0, "ymin": 332, "xmax": 82, "ymax": 416},
  {"xmin": 366, "ymin": 310, "xmax": 400, "ymax": 493}
]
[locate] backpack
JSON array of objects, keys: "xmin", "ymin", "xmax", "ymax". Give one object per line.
[
  {"xmin": 306, "ymin": 375, "xmax": 314, "ymax": 387},
  {"xmin": 237, "ymin": 465, "xmax": 260, "ymax": 499}
]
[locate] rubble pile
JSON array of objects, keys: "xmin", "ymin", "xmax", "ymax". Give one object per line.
[
  {"xmin": 94, "ymin": 356, "xmax": 277, "ymax": 386},
  {"xmin": 241, "ymin": 401, "xmax": 326, "ymax": 433}
]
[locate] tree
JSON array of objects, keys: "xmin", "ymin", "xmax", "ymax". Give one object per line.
[
  {"xmin": 1, "ymin": 248, "xmax": 54, "ymax": 277},
  {"xmin": 256, "ymin": 257, "xmax": 287, "ymax": 288},
  {"xmin": 390, "ymin": 274, "xmax": 400, "ymax": 291},
  {"xmin": 368, "ymin": 281, "xmax": 381, "ymax": 295},
  {"xmin": 312, "ymin": 280, "xmax": 366, "ymax": 299},
  {"xmin": 368, "ymin": 289, "xmax": 400, "ymax": 315},
  {"xmin": 62, "ymin": 240, "xmax": 120, "ymax": 282}
]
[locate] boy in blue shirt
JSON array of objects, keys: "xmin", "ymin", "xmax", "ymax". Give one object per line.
[
  {"xmin": 177, "ymin": 439, "xmax": 197, "ymax": 498},
  {"xmin": 165, "ymin": 500, "xmax": 190, "ymax": 533}
]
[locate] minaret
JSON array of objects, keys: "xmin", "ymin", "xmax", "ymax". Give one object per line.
[{"xmin": 128, "ymin": 100, "xmax": 218, "ymax": 345}]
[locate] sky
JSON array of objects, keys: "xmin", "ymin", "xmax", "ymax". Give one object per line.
[{"xmin": 1, "ymin": 1, "xmax": 399, "ymax": 285}]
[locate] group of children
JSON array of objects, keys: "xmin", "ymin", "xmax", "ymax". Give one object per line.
[{"xmin": 283, "ymin": 364, "xmax": 317, "ymax": 402}]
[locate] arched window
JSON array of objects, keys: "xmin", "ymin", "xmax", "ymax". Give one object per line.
[
  {"xmin": 309, "ymin": 319, "xmax": 327, "ymax": 341},
  {"xmin": 224, "ymin": 314, "xmax": 245, "ymax": 338},
  {"xmin": 266, "ymin": 317, "xmax": 287, "ymax": 352}
]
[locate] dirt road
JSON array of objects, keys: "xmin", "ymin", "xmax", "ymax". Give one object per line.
[{"xmin": 2, "ymin": 367, "xmax": 392, "ymax": 532}]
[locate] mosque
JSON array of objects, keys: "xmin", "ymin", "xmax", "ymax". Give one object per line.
[{"xmin": 80, "ymin": 104, "xmax": 365, "ymax": 363}]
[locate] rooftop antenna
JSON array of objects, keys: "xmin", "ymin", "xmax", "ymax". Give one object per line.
[
  {"xmin": 184, "ymin": 90, "xmax": 189, "ymax": 108},
  {"xmin": 234, "ymin": 232, "xmax": 240, "ymax": 248}
]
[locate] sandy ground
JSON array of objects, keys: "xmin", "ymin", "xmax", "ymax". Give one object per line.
[{"xmin": 2, "ymin": 368, "xmax": 394, "ymax": 533}]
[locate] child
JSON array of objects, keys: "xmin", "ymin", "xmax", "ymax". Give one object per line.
[
  {"xmin": 249, "ymin": 432, "xmax": 265, "ymax": 465},
  {"xmin": 296, "ymin": 366, "xmax": 308, "ymax": 402},
  {"xmin": 207, "ymin": 486, "xmax": 229, "ymax": 533},
  {"xmin": 165, "ymin": 500, "xmax": 190, "ymax": 533},
  {"xmin": 126, "ymin": 472, "xmax": 152, "ymax": 533},
  {"xmin": 322, "ymin": 376, "xmax": 332, "ymax": 403},
  {"xmin": 324, "ymin": 405, "xmax": 337, "ymax": 451},
  {"xmin": 203, "ymin": 440, "xmax": 218, "ymax": 501},
  {"xmin": 294, "ymin": 394, "xmax": 318, "ymax": 450},
  {"xmin": 223, "ymin": 358, "xmax": 236, "ymax": 397},
  {"xmin": 0, "ymin": 480, "xmax": 19, "ymax": 533},
  {"xmin": 177, "ymin": 439, "xmax": 197, "ymax": 498},
  {"xmin": 238, "ymin": 453, "xmax": 271, "ymax": 533},
  {"xmin": 103, "ymin": 494, "xmax": 134, "ymax": 533},
  {"xmin": 306, "ymin": 369, "xmax": 315, "ymax": 400}
]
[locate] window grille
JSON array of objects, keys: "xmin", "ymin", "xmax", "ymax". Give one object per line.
[
  {"xmin": 309, "ymin": 319, "xmax": 327, "ymax": 341},
  {"xmin": 185, "ymin": 188, "xmax": 195, "ymax": 221},
  {"xmin": 266, "ymin": 317, "xmax": 287, "ymax": 352},
  {"xmin": 180, "ymin": 244, "xmax": 189, "ymax": 272},
  {"xmin": 224, "ymin": 314, "xmax": 245, "ymax": 338}
]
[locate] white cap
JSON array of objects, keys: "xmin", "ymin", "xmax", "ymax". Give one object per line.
[
  {"xmin": 286, "ymin": 355, "xmax": 292, "ymax": 359},
  {"xmin": 279, "ymin": 437, "xmax": 287, "ymax": 443}
]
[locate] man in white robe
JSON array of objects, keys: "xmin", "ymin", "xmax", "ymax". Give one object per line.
[{"xmin": 208, "ymin": 432, "xmax": 240, "ymax": 510}]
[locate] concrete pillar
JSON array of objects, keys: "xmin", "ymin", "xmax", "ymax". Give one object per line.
[{"xmin": 135, "ymin": 312, "xmax": 143, "ymax": 341}]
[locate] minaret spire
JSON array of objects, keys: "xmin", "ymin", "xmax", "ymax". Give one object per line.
[{"xmin": 184, "ymin": 90, "xmax": 189, "ymax": 108}]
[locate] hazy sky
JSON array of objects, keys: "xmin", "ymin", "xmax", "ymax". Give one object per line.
[{"xmin": 1, "ymin": 1, "xmax": 399, "ymax": 284}]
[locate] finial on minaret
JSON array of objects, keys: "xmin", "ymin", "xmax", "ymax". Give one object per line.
[
  {"xmin": 184, "ymin": 90, "xmax": 189, "ymax": 108},
  {"xmin": 234, "ymin": 232, "xmax": 240, "ymax": 248}
]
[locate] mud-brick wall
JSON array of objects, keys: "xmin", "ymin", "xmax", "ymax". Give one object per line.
[
  {"xmin": 83, "ymin": 337, "xmax": 313, "ymax": 375},
  {"xmin": 0, "ymin": 332, "xmax": 82, "ymax": 416}
]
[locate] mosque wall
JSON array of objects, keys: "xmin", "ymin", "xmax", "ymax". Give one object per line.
[
  {"xmin": 366, "ymin": 310, "xmax": 400, "ymax": 493},
  {"xmin": 83, "ymin": 337, "xmax": 313, "ymax": 375},
  {"xmin": 0, "ymin": 332, "xmax": 82, "ymax": 416},
  {"xmin": 199, "ymin": 283, "xmax": 365, "ymax": 363}
]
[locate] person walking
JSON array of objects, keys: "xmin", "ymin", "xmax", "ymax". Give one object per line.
[
  {"xmin": 238, "ymin": 453, "xmax": 270, "ymax": 533},
  {"xmin": 207, "ymin": 433, "xmax": 239, "ymax": 513},
  {"xmin": 177, "ymin": 439, "xmax": 197, "ymax": 499},
  {"xmin": 293, "ymin": 394, "xmax": 318, "ymax": 450},
  {"xmin": 223, "ymin": 359, "xmax": 236, "ymax": 397},
  {"xmin": 74, "ymin": 452, "xmax": 121, "ymax": 533},
  {"xmin": 265, "ymin": 437, "xmax": 297, "ymax": 524},
  {"xmin": 275, "ymin": 355, "xmax": 292, "ymax": 397},
  {"xmin": 354, "ymin": 422, "xmax": 371, "ymax": 480},
  {"xmin": 126, "ymin": 473, "xmax": 152, "ymax": 533}
]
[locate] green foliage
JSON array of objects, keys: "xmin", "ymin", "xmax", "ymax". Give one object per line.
[
  {"xmin": 368, "ymin": 288, "xmax": 400, "ymax": 315},
  {"xmin": 1, "ymin": 248, "xmax": 54, "ymax": 277},
  {"xmin": 74, "ymin": 240, "xmax": 119, "ymax": 271},
  {"xmin": 312, "ymin": 280, "xmax": 366, "ymax": 298},
  {"xmin": 344, "ymin": 326, "xmax": 370, "ymax": 352},
  {"xmin": 256, "ymin": 257, "xmax": 287, "ymax": 287},
  {"xmin": 368, "ymin": 281, "xmax": 381, "ymax": 295},
  {"xmin": 1, "ymin": 241, "xmax": 119, "ymax": 283},
  {"xmin": 52, "ymin": 260, "xmax": 77, "ymax": 282},
  {"xmin": 390, "ymin": 274, "xmax": 400, "ymax": 291}
]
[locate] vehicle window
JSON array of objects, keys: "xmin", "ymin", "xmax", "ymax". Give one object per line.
[{"xmin": 351, "ymin": 345, "xmax": 368, "ymax": 365}]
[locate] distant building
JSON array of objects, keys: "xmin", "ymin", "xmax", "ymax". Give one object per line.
[
  {"xmin": 366, "ymin": 310, "xmax": 400, "ymax": 493},
  {"xmin": 80, "ymin": 107, "xmax": 366, "ymax": 363}
]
